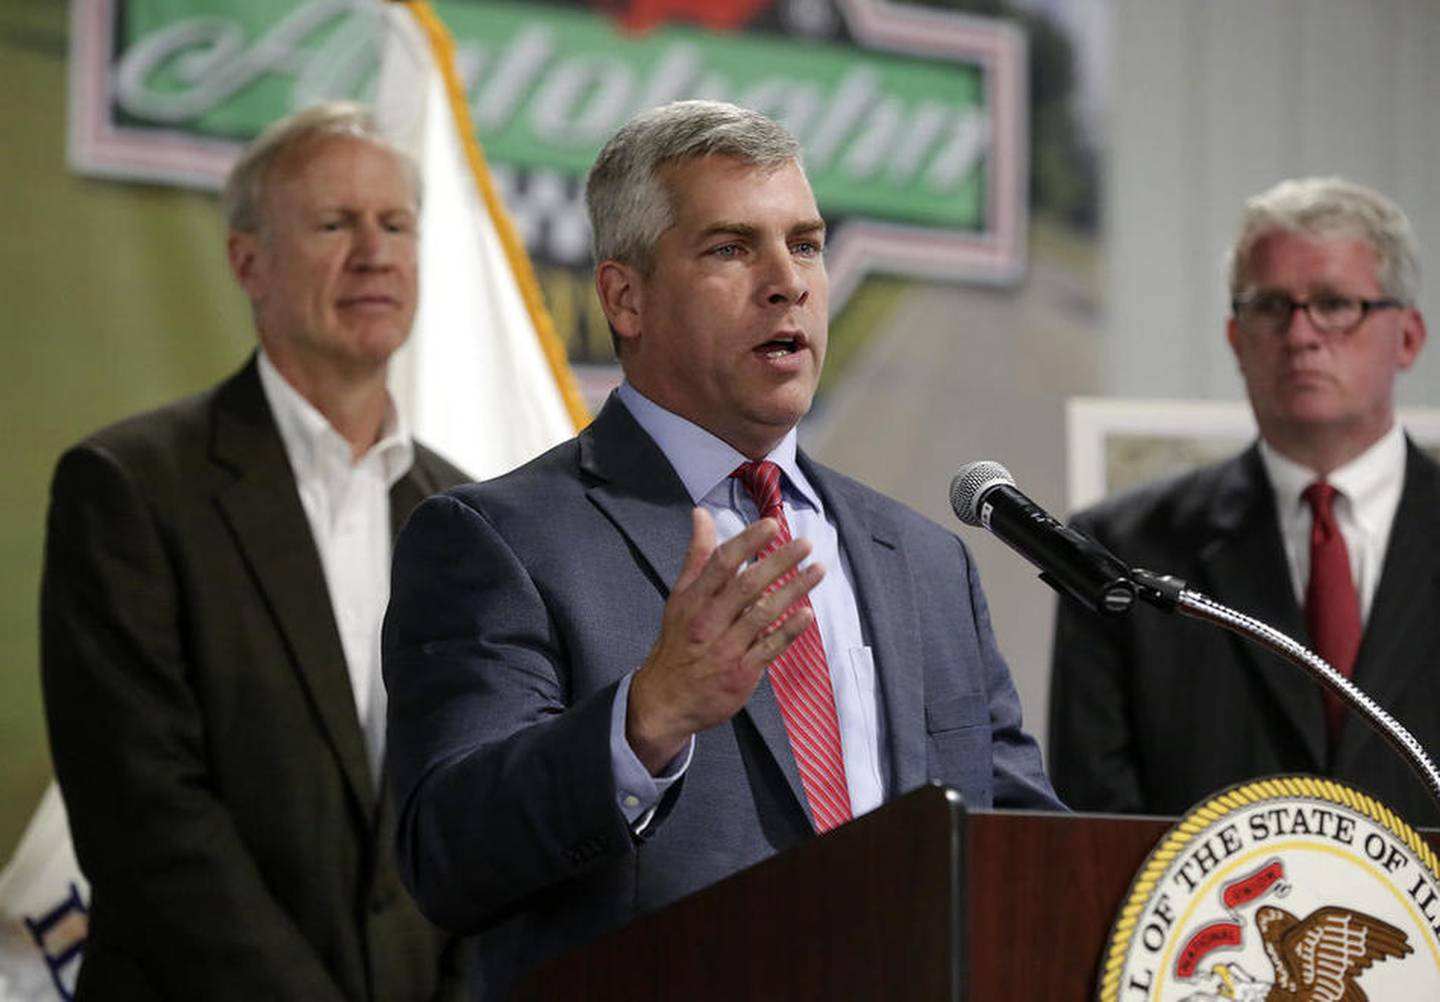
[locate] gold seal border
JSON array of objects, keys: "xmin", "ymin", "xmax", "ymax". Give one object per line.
[{"xmin": 1097, "ymin": 775, "xmax": 1440, "ymax": 1002}]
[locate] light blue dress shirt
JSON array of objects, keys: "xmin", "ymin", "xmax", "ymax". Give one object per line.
[{"xmin": 608, "ymin": 383, "xmax": 887, "ymax": 829}]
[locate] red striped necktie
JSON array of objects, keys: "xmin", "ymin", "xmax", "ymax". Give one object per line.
[
  {"xmin": 733, "ymin": 460, "xmax": 852, "ymax": 833},
  {"xmin": 1303, "ymin": 480, "xmax": 1362, "ymax": 746}
]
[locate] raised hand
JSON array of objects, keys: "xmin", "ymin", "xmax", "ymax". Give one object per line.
[{"xmin": 626, "ymin": 507, "xmax": 824, "ymax": 773}]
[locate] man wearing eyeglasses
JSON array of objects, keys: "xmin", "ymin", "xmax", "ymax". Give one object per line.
[{"xmin": 1048, "ymin": 177, "xmax": 1438, "ymax": 824}]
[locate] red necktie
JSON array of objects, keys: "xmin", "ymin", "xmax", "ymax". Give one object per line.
[
  {"xmin": 733, "ymin": 461, "xmax": 852, "ymax": 832},
  {"xmin": 1303, "ymin": 481, "xmax": 1361, "ymax": 745}
]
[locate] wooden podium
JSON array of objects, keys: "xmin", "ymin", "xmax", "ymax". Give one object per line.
[
  {"xmin": 516, "ymin": 783, "xmax": 1440, "ymax": 999},
  {"xmin": 515, "ymin": 784, "xmax": 1182, "ymax": 1001}
]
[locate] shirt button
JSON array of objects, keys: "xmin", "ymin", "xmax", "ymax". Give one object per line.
[{"xmin": 622, "ymin": 794, "xmax": 640, "ymax": 809}]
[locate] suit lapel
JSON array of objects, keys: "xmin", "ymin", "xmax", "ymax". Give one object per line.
[
  {"xmin": 1197, "ymin": 448, "xmax": 1326, "ymax": 769},
  {"xmin": 209, "ymin": 360, "xmax": 378, "ymax": 819},
  {"xmin": 803, "ymin": 459, "xmax": 928, "ymax": 796},
  {"xmin": 1337, "ymin": 441, "xmax": 1440, "ymax": 761},
  {"xmin": 579, "ymin": 397, "xmax": 697, "ymax": 594}
]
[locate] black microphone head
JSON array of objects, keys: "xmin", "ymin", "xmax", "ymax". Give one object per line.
[{"xmin": 950, "ymin": 461, "xmax": 1015, "ymax": 527}]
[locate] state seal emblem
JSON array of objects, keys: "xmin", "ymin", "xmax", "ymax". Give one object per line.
[{"xmin": 1098, "ymin": 777, "xmax": 1440, "ymax": 1000}]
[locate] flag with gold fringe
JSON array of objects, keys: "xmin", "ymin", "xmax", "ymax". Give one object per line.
[{"xmin": 375, "ymin": 0, "xmax": 589, "ymax": 478}]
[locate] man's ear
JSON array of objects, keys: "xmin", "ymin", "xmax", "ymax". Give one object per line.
[
  {"xmin": 226, "ymin": 231, "xmax": 264, "ymax": 299},
  {"xmin": 595, "ymin": 260, "xmax": 643, "ymax": 348},
  {"xmin": 1397, "ymin": 307, "xmax": 1427, "ymax": 371},
  {"xmin": 1225, "ymin": 315, "xmax": 1242, "ymax": 359}
]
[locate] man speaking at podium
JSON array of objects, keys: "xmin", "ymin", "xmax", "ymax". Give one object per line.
[
  {"xmin": 384, "ymin": 100, "xmax": 1061, "ymax": 997},
  {"xmin": 1049, "ymin": 178, "xmax": 1439, "ymax": 825}
]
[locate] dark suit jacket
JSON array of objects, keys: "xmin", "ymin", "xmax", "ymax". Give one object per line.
[
  {"xmin": 383, "ymin": 395, "xmax": 1061, "ymax": 998},
  {"xmin": 41, "ymin": 358, "xmax": 470, "ymax": 1001},
  {"xmin": 1048, "ymin": 440, "xmax": 1440, "ymax": 827}
]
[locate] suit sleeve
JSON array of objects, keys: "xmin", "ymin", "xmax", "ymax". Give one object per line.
[
  {"xmin": 1046, "ymin": 512, "xmax": 1145, "ymax": 812},
  {"xmin": 383, "ymin": 493, "xmax": 637, "ymax": 935},
  {"xmin": 40, "ymin": 443, "xmax": 349, "ymax": 1001},
  {"xmin": 956, "ymin": 540, "xmax": 1067, "ymax": 811}
]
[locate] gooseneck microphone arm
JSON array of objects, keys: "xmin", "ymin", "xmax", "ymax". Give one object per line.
[
  {"xmin": 1129, "ymin": 567, "xmax": 1440, "ymax": 815},
  {"xmin": 951, "ymin": 460, "xmax": 1440, "ymax": 816}
]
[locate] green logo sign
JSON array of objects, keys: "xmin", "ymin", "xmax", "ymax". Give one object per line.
[{"xmin": 71, "ymin": 0, "xmax": 1027, "ymax": 328}]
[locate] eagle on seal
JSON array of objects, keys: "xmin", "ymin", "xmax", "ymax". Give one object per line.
[{"xmin": 1253, "ymin": 904, "xmax": 1411, "ymax": 1001}]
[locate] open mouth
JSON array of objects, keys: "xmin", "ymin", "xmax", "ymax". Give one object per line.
[{"xmin": 756, "ymin": 333, "xmax": 805, "ymax": 358}]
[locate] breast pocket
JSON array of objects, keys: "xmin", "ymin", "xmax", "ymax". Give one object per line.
[{"xmin": 925, "ymin": 691, "xmax": 992, "ymax": 806}]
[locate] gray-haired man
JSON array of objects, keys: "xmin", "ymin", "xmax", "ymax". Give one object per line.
[
  {"xmin": 1049, "ymin": 177, "xmax": 1437, "ymax": 824},
  {"xmin": 383, "ymin": 99, "xmax": 1060, "ymax": 998},
  {"xmin": 42, "ymin": 103, "xmax": 468, "ymax": 999}
]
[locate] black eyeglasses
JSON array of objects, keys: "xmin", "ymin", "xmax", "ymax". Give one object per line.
[{"xmin": 1231, "ymin": 292, "xmax": 1404, "ymax": 337}]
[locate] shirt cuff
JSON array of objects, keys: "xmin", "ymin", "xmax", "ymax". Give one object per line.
[{"xmin": 610, "ymin": 672, "xmax": 693, "ymax": 830}]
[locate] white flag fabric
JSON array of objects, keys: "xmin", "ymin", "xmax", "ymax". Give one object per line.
[
  {"xmin": 0, "ymin": 785, "xmax": 86, "ymax": 1002},
  {"xmin": 375, "ymin": 0, "xmax": 588, "ymax": 478}
]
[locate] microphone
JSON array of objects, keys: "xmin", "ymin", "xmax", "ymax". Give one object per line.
[{"xmin": 949, "ymin": 461, "xmax": 1136, "ymax": 615}]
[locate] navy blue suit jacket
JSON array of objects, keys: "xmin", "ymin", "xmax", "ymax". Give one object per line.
[{"xmin": 383, "ymin": 396, "xmax": 1059, "ymax": 998}]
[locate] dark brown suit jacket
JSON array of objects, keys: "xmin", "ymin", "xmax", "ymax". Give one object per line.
[
  {"xmin": 41, "ymin": 358, "xmax": 470, "ymax": 1000},
  {"xmin": 1048, "ymin": 440, "xmax": 1440, "ymax": 828}
]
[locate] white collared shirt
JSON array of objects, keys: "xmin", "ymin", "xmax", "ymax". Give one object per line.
[
  {"xmin": 257, "ymin": 351, "xmax": 413, "ymax": 785},
  {"xmin": 1259, "ymin": 422, "xmax": 1406, "ymax": 624}
]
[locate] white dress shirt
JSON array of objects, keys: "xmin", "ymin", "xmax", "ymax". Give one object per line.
[
  {"xmin": 608, "ymin": 383, "xmax": 887, "ymax": 827},
  {"xmin": 1259, "ymin": 421, "xmax": 1407, "ymax": 624},
  {"xmin": 257, "ymin": 351, "xmax": 413, "ymax": 785}
]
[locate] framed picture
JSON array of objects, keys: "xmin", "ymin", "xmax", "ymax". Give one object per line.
[{"xmin": 1066, "ymin": 398, "xmax": 1440, "ymax": 511}]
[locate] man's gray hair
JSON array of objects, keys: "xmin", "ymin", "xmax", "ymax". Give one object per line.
[
  {"xmin": 1227, "ymin": 177, "xmax": 1420, "ymax": 303},
  {"xmin": 585, "ymin": 100, "xmax": 803, "ymax": 269},
  {"xmin": 222, "ymin": 101, "xmax": 420, "ymax": 233}
]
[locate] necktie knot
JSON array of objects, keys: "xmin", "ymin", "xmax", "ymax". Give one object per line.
[
  {"xmin": 1303, "ymin": 480, "xmax": 1341, "ymax": 545},
  {"xmin": 1303, "ymin": 480, "xmax": 1338, "ymax": 516},
  {"xmin": 733, "ymin": 460, "xmax": 785, "ymax": 521}
]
